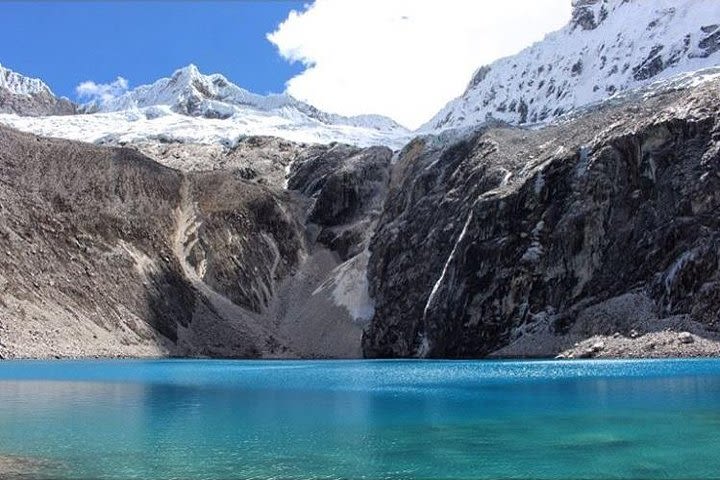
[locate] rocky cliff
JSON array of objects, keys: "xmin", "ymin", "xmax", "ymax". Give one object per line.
[
  {"xmin": 364, "ymin": 71, "xmax": 720, "ymax": 358},
  {"xmin": 3, "ymin": 69, "xmax": 720, "ymax": 359}
]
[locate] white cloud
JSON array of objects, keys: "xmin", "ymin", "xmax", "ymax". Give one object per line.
[
  {"xmin": 268, "ymin": 0, "xmax": 572, "ymax": 129},
  {"xmin": 75, "ymin": 76, "xmax": 129, "ymax": 106}
]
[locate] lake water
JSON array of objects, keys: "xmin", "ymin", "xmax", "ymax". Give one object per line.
[{"xmin": 0, "ymin": 359, "xmax": 719, "ymax": 479}]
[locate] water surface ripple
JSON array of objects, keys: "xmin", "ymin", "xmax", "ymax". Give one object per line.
[{"xmin": 0, "ymin": 359, "xmax": 719, "ymax": 479}]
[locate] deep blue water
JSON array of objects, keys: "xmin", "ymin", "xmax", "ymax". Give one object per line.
[{"xmin": 1, "ymin": 359, "xmax": 720, "ymax": 479}]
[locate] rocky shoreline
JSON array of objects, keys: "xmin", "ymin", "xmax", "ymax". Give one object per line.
[{"xmin": 493, "ymin": 321, "xmax": 720, "ymax": 360}]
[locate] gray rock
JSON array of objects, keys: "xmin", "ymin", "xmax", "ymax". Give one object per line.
[
  {"xmin": 0, "ymin": 89, "xmax": 76, "ymax": 116},
  {"xmin": 678, "ymin": 332, "xmax": 695, "ymax": 344}
]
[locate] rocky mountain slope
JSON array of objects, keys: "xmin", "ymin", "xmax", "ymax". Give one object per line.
[
  {"xmin": 0, "ymin": 64, "xmax": 409, "ymax": 148},
  {"xmin": 3, "ymin": 67, "xmax": 719, "ymax": 360},
  {"xmin": 0, "ymin": 127, "xmax": 391, "ymax": 359},
  {"xmin": 364, "ymin": 70, "xmax": 720, "ymax": 358},
  {"xmin": 423, "ymin": 0, "xmax": 720, "ymax": 131},
  {"xmin": 0, "ymin": 64, "xmax": 75, "ymax": 116}
]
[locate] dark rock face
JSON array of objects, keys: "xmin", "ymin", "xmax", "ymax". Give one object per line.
[
  {"xmin": 571, "ymin": 0, "xmax": 608, "ymax": 31},
  {"xmin": 469, "ymin": 66, "xmax": 492, "ymax": 89},
  {"xmin": 699, "ymin": 26, "xmax": 720, "ymax": 57},
  {"xmin": 288, "ymin": 145, "xmax": 393, "ymax": 260},
  {"xmin": 364, "ymin": 78, "xmax": 720, "ymax": 358},
  {"xmin": 633, "ymin": 45, "xmax": 666, "ymax": 81},
  {"xmin": 307, "ymin": 148, "xmax": 390, "ymax": 227}
]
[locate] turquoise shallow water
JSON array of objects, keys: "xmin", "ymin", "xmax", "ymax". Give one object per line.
[{"xmin": 1, "ymin": 359, "xmax": 720, "ymax": 479}]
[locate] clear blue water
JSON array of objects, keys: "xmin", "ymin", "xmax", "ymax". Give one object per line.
[{"xmin": 1, "ymin": 359, "xmax": 720, "ymax": 479}]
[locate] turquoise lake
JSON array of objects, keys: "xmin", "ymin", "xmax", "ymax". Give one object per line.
[{"xmin": 1, "ymin": 359, "xmax": 720, "ymax": 479}]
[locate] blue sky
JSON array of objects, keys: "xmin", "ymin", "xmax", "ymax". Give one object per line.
[
  {"xmin": 0, "ymin": 1, "xmax": 570, "ymax": 127},
  {"xmin": 0, "ymin": 1, "xmax": 306, "ymax": 99}
]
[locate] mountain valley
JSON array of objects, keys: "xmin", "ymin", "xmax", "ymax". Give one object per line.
[{"xmin": 1, "ymin": 0, "xmax": 720, "ymax": 359}]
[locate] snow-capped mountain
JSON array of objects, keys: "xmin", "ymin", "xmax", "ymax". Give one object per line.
[
  {"xmin": 423, "ymin": 0, "xmax": 720, "ymax": 132},
  {"xmin": 1, "ymin": 63, "xmax": 52, "ymax": 96},
  {"xmin": 0, "ymin": 64, "xmax": 410, "ymax": 148},
  {"xmin": 92, "ymin": 64, "xmax": 404, "ymax": 132},
  {"xmin": 0, "ymin": 64, "xmax": 75, "ymax": 116},
  {"xmin": 2, "ymin": 0, "xmax": 718, "ymax": 148}
]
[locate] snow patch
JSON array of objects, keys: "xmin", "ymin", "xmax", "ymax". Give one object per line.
[
  {"xmin": 313, "ymin": 250, "xmax": 375, "ymax": 324},
  {"xmin": 423, "ymin": 208, "xmax": 474, "ymax": 319}
]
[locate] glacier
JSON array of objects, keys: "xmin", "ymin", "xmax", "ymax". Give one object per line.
[{"xmin": 0, "ymin": 64, "xmax": 411, "ymax": 149}]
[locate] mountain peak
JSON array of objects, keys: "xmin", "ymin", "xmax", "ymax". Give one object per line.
[
  {"xmin": 0, "ymin": 63, "xmax": 76, "ymax": 116},
  {"xmin": 169, "ymin": 64, "xmax": 207, "ymax": 85},
  {"xmin": 0, "ymin": 63, "xmax": 408, "ymax": 147},
  {"xmin": 93, "ymin": 65, "xmax": 408, "ymax": 134},
  {"xmin": 0, "ymin": 63, "xmax": 54, "ymax": 96},
  {"xmin": 423, "ymin": 0, "xmax": 720, "ymax": 132},
  {"xmin": 175, "ymin": 63, "xmax": 200, "ymax": 75},
  {"xmin": 96, "ymin": 64, "xmax": 270, "ymax": 118}
]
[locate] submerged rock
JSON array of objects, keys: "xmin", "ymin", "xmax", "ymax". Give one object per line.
[{"xmin": 0, "ymin": 454, "xmax": 61, "ymax": 479}]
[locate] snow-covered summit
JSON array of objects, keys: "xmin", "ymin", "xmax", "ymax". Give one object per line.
[
  {"xmin": 0, "ymin": 63, "xmax": 54, "ymax": 96},
  {"xmin": 92, "ymin": 64, "xmax": 407, "ymax": 133},
  {"xmin": 93, "ymin": 64, "xmax": 288, "ymax": 117},
  {"xmin": 0, "ymin": 64, "xmax": 75, "ymax": 116},
  {"xmin": 422, "ymin": 0, "xmax": 720, "ymax": 132},
  {"xmin": 0, "ymin": 63, "xmax": 410, "ymax": 147}
]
